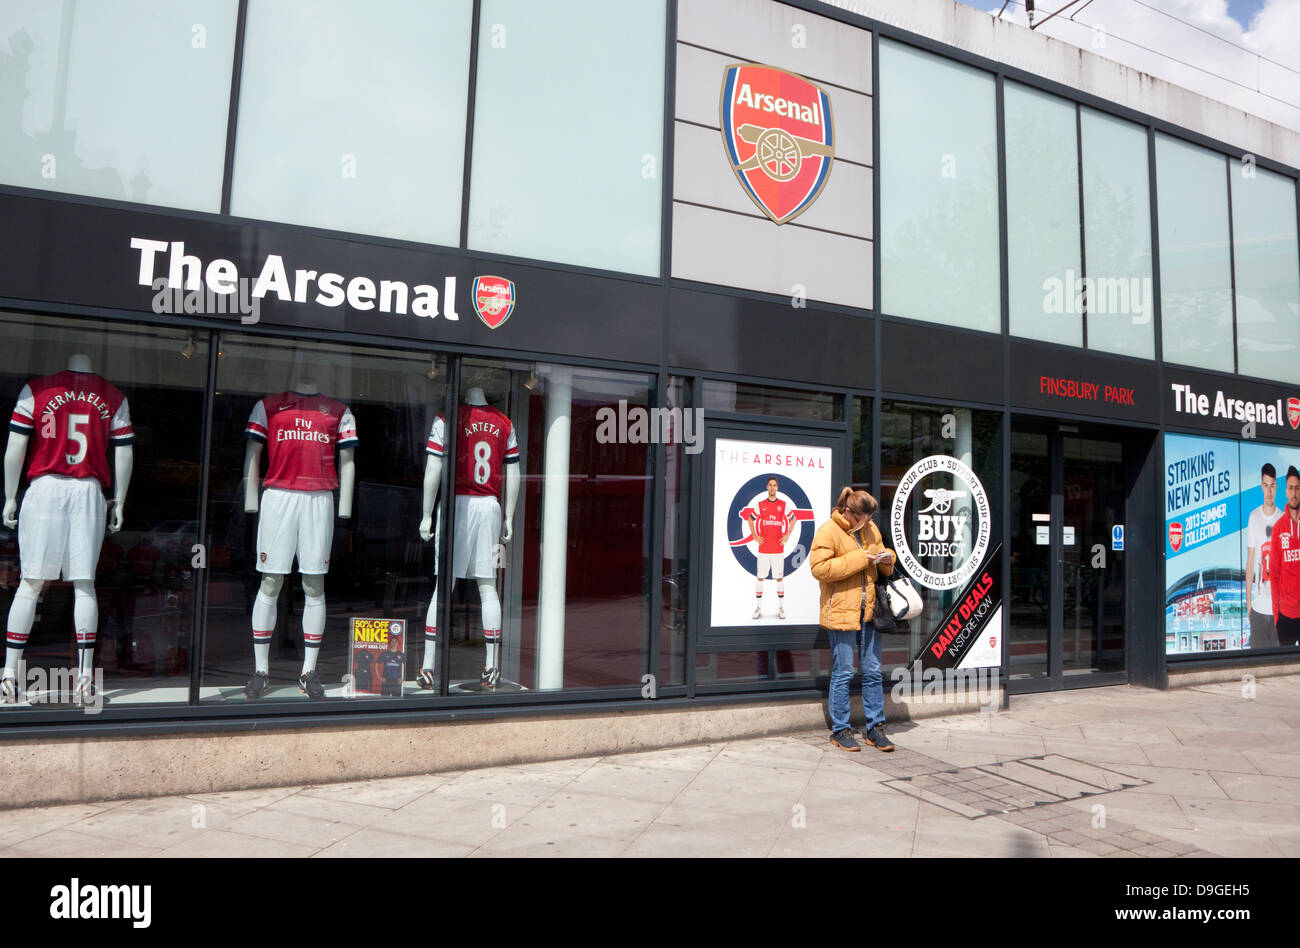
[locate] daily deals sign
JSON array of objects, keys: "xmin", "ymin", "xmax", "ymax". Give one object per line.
[
  {"xmin": 719, "ymin": 64, "xmax": 835, "ymax": 225},
  {"xmin": 710, "ymin": 438, "xmax": 832, "ymax": 627}
]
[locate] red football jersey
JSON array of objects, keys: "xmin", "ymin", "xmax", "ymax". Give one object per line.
[
  {"xmin": 427, "ymin": 404, "xmax": 519, "ymax": 497},
  {"xmin": 750, "ymin": 498, "xmax": 793, "ymax": 554},
  {"xmin": 9, "ymin": 371, "xmax": 133, "ymax": 489},
  {"xmin": 246, "ymin": 392, "xmax": 358, "ymax": 492},
  {"xmin": 1270, "ymin": 513, "xmax": 1300, "ymax": 623}
]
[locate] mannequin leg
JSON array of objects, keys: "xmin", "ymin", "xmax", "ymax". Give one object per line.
[
  {"xmin": 251, "ymin": 573, "xmax": 284, "ymax": 674},
  {"xmin": 300, "ymin": 573, "xmax": 326, "ymax": 676},
  {"xmin": 478, "ymin": 578, "xmax": 502, "ymax": 686},
  {"xmin": 72, "ymin": 580, "xmax": 98, "ymax": 690},
  {"xmin": 2, "ymin": 578, "xmax": 44, "ymax": 699}
]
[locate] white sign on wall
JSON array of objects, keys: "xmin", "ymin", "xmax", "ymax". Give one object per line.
[{"xmin": 710, "ymin": 438, "xmax": 832, "ymax": 627}]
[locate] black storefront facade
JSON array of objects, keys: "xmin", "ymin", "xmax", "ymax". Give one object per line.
[{"xmin": 1, "ymin": 0, "xmax": 1299, "ymax": 740}]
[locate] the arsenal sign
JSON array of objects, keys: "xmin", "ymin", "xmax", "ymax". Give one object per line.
[{"xmin": 719, "ymin": 63, "xmax": 835, "ymax": 225}]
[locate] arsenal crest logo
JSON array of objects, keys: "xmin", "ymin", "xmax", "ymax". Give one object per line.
[
  {"xmin": 1288, "ymin": 396, "xmax": 1299, "ymax": 430},
  {"xmin": 720, "ymin": 63, "xmax": 835, "ymax": 225},
  {"xmin": 1168, "ymin": 521, "xmax": 1183, "ymax": 552},
  {"xmin": 473, "ymin": 276, "xmax": 515, "ymax": 330}
]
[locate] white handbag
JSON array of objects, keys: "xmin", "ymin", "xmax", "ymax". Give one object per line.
[{"xmin": 882, "ymin": 574, "xmax": 923, "ymax": 621}]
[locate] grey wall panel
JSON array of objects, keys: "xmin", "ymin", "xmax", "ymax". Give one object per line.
[
  {"xmin": 671, "ymin": 202, "xmax": 872, "ymax": 307},
  {"xmin": 677, "ymin": 0, "xmax": 871, "ymax": 95},
  {"xmin": 674, "ymin": 43, "xmax": 872, "ymax": 167},
  {"xmin": 673, "ymin": 121, "xmax": 872, "ymax": 237}
]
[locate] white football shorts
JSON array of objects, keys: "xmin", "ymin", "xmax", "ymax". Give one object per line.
[
  {"xmin": 451, "ymin": 494, "xmax": 501, "ymax": 579},
  {"xmin": 755, "ymin": 551, "xmax": 785, "ymax": 580},
  {"xmin": 257, "ymin": 488, "xmax": 334, "ymax": 575},
  {"xmin": 19, "ymin": 475, "xmax": 107, "ymax": 581}
]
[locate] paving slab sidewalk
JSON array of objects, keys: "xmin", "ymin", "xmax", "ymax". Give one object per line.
[{"xmin": 3, "ymin": 679, "xmax": 1297, "ymax": 857}]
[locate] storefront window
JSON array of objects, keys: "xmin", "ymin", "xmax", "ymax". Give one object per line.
[
  {"xmin": 660, "ymin": 376, "xmax": 692, "ymax": 687},
  {"xmin": 1156, "ymin": 134, "xmax": 1234, "ymax": 373},
  {"xmin": 466, "ymin": 0, "xmax": 666, "ymax": 275},
  {"xmin": 696, "ymin": 648, "xmax": 830, "ymax": 686},
  {"xmin": 879, "ymin": 39, "xmax": 1000, "ymax": 333},
  {"xmin": 199, "ymin": 336, "xmax": 446, "ymax": 701},
  {"xmin": 0, "ymin": 0, "xmax": 237, "ymax": 211},
  {"xmin": 442, "ymin": 359, "xmax": 655, "ymax": 693},
  {"xmin": 0, "ymin": 313, "xmax": 207, "ymax": 709},
  {"xmin": 879, "ymin": 402, "xmax": 1003, "ymax": 672},
  {"xmin": 1005, "ymin": 82, "xmax": 1082, "ymax": 348},
  {"xmin": 230, "ymin": 0, "xmax": 473, "ymax": 246},
  {"xmin": 1231, "ymin": 166, "xmax": 1300, "ymax": 384}
]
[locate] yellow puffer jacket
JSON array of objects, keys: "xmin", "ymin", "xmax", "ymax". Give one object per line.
[{"xmin": 809, "ymin": 510, "xmax": 895, "ymax": 631}]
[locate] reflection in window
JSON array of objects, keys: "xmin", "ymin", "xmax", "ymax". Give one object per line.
[
  {"xmin": 879, "ymin": 39, "xmax": 1000, "ymax": 333},
  {"xmin": 0, "ymin": 313, "xmax": 206, "ymax": 707},
  {"xmin": 230, "ymin": 0, "xmax": 472, "ymax": 245},
  {"xmin": 0, "ymin": 0, "xmax": 236, "ymax": 210},
  {"xmin": 1232, "ymin": 166, "xmax": 1300, "ymax": 384},
  {"xmin": 1157, "ymin": 134, "xmax": 1234, "ymax": 373},
  {"xmin": 702, "ymin": 380, "xmax": 842, "ymax": 422}
]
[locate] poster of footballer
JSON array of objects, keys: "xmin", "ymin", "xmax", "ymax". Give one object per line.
[
  {"xmin": 710, "ymin": 438, "xmax": 832, "ymax": 627},
  {"xmin": 348, "ymin": 618, "xmax": 405, "ymax": 697}
]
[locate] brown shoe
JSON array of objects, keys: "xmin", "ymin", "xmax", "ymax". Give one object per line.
[
  {"xmin": 864, "ymin": 724, "xmax": 895, "ymax": 752},
  {"xmin": 831, "ymin": 728, "xmax": 861, "ymax": 751}
]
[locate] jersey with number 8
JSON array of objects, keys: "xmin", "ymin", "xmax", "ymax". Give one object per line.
[
  {"xmin": 9, "ymin": 371, "xmax": 134, "ymax": 490},
  {"xmin": 426, "ymin": 404, "xmax": 519, "ymax": 497}
]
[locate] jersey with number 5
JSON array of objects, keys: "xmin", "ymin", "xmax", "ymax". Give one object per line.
[
  {"xmin": 9, "ymin": 371, "xmax": 134, "ymax": 490},
  {"xmin": 426, "ymin": 404, "xmax": 519, "ymax": 497}
]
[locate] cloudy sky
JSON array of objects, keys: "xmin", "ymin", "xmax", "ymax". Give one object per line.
[{"xmin": 956, "ymin": 0, "xmax": 1300, "ymax": 132}]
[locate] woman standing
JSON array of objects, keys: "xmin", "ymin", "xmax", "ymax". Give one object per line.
[{"xmin": 809, "ymin": 487, "xmax": 896, "ymax": 752}]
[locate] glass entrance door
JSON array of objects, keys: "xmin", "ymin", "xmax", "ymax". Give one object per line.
[{"xmin": 1009, "ymin": 421, "xmax": 1127, "ymax": 690}]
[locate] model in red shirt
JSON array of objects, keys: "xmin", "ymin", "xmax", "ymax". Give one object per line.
[
  {"xmin": 1269, "ymin": 465, "xmax": 1300, "ymax": 648},
  {"xmin": 746, "ymin": 476, "xmax": 796, "ymax": 620}
]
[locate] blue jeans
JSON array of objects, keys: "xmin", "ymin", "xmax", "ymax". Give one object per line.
[{"xmin": 827, "ymin": 621, "xmax": 883, "ymax": 733}]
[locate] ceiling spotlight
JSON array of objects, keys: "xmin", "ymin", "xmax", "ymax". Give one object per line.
[
  {"xmin": 426, "ymin": 359, "xmax": 440, "ymax": 381},
  {"xmin": 523, "ymin": 372, "xmax": 538, "ymax": 391},
  {"xmin": 179, "ymin": 336, "xmax": 197, "ymax": 360}
]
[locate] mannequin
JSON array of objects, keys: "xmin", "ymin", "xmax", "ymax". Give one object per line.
[
  {"xmin": 418, "ymin": 386, "xmax": 520, "ymax": 689},
  {"xmin": 2, "ymin": 354, "xmax": 134, "ymax": 704},
  {"xmin": 242, "ymin": 374, "xmax": 357, "ymax": 699}
]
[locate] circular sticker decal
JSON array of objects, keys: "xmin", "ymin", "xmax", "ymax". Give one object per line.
[
  {"xmin": 725, "ymin": 473, "xmax": 816, "ymax": 576},
  {"xmin": 889, "ymin": 455, "xmax": 991, "ymax": 590}
]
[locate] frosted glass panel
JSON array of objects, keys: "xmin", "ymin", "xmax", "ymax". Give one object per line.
[
  {"xmin": 0, "ymin": 0, "xmax": 236, "ymax": 211},
  {"xmin": 1232, "ymin": 166, "xmax": 1300, "ymax": 384},
  {"xmin": 1157, "ymin": 134, "xmax": 1233, "ymax": 372},
  {"xmin": 1005, "ymin": 83, "xmax": 1081, "ymax": 347},
  {"xmin": 879, "ymin": 40, "xmax": 999, "ymax": 333},
  {"xmin": 1081, "ymin": 108, "xmax": 1154, "ymax": 359},
  {"xmin": 230, "ymin": 0, "xmax": 472, "ymax": 246},
  {"xmin": 467, "ymin": 0, "xmax": 665, "ymax": 276}
]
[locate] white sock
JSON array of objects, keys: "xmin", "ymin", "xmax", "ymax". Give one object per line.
[
  {"xmin": 5, "ymin": 583, "xmax": 38, "ymax": 659},
  {"xmin": 423, "ymin": 592, "xmax": 439, "ymax": 670},
  {"xmin": 73, "ymin": 586, "xmax": 97, "ymax": 654},
  {"xmin": 251, "ymin": 591, "xmax": 277, "ymax": 674},
  {"xmin": 3, "ymin": 647, "xmax": 24, "ymax": 681},
  {"xmin": 301, "ymin": 593, "xmax": 325, "ymax": 675}
]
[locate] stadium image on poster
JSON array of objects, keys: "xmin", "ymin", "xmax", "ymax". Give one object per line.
[
  {"xmin": 710, "ymin": 439, "xmax": 832, "ymax": 627},
  {"xmin": 348, "ymin": 618, "xmax": 405, "ymax": 697},
  {"xmin": 1163, "ymin": 434, "xmax": 1244, "ymax": 654}
]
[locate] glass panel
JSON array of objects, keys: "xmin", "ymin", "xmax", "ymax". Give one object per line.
[
  {"xmin": 466, "ymin": 0, "xmax": 666, "ymax": 275},
  {"xmin": 1157, "ymin": 134, "xmax": 1234, "ymax": 373},
  {"xmin": 1062, "ymin": 435, "xmax": 1125, "ymax": 674},
  {"xmin": 701, "ymin": 380, "xmax": 842, "ymax": 421},
  {"xmin": 695, "ymin": 649, "xmax": 829, "ymax": 685},
  {"xmin": 1232, "ymin": 166, "xmax": 1300, "ymax": 384},
  {"xmin": 200, "ymin": 336, "xmax": 447, "ymax": 701},
  {"xmin": 879, "ymin": 39, "xmax": 999, "ymax": 333},
  {"xmin": 0, "ymin": 0, "xmax": 236, "ymax": 211},
  {"xmin": 851, "ymin": 395, "xmax": 872, "ymax": 487},
  {"xmin": 229, "ymin": 0, "xmax": 473, "ymax": 246},
  {"xmin": 879, "ymin": 402, "xmax": 1004, "ymax": 670},
  {"xmin": 446, "ymin": 359, "xmax": 654, "ymax": 693},
  {"xmin": 1009, "ymin": 429, "xmax": 1049, "ymax": 680},
  {"xmin": 1005, "ymin": 83, "xmax": 1082, "ymax": 347},
  {"xmin": 0, "ymin": 313, "xmax": 206, "ymax": 709},
  {"xmin": 1080, "ymin": 108, "xmax": 1155, "ymax": 358}
]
